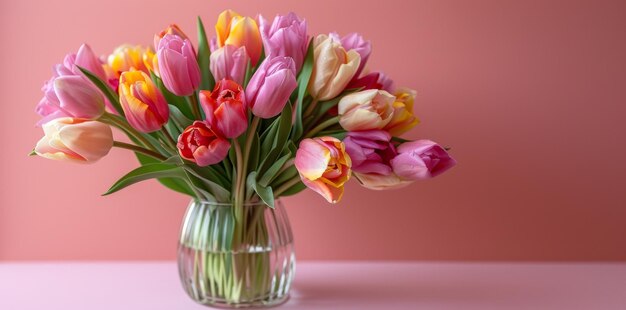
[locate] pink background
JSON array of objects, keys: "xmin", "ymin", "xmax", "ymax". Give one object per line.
[{"xmin": 1, "ymin": 0, "xmax": 625, "ymax": 261}]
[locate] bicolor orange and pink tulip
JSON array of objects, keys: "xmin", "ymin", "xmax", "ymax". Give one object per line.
[
  {"xmin": 215, "ymin": 10, "xmax": 263, "ymax": 66},
  {"xmin": 118, "ymin": 70, "xmax": 170, "ymax": 133},
  {"xmin": 295, "ymin": 137, "xmax": 352, "ymax": 203}
]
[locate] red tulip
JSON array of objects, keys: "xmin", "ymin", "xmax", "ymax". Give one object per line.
[
  {"xmin": 177, "ymin": 121, "xmax": 230, "ymax": 167},
  {"xmin": 199, "ymin": 79, "xmax": 248, "ymax": 139}
]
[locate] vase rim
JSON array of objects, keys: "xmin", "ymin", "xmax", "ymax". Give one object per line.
[{"xmin": 190, "ymin": 199, "xmax": 280, "ymax": 208}]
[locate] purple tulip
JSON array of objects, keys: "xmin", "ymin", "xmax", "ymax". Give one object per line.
[
  {"xmin": 330, "ymin": 32, "xmax": 371, "ymax": 79},
  {"xmin": 391, "ymin": 140, "xmax": 456, "ymax": 180},
  {"xmin": 245, "ymin": 56, "xmax": 297, "ymax": 118},
  {"xmin": 259, "ymin": 13, "xmax": 308, "ymax": 71},
  {"xmin": 157, "ymin": 34, "xmax": 200, "ymax": 96},
  {"xmin": 343, "ymin": 130, "xmax": 397, "ymax": 175},
  {"xmin": 210, "ymin": 45, "xmax": 249, "ymax": 85}
]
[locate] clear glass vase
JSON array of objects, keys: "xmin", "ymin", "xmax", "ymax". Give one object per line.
[{"xmin": 178, "ymin": 199, "xmax": 295, "ymax": 308}]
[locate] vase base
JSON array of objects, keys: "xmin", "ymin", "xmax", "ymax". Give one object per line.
[{"xmin": 194, "ymin": 294, "xmax": 290, "ymax": 309}]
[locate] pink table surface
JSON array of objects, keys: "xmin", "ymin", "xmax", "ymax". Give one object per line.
[{"xmin": 1, "ymin": 262, "xmax": 625, "ymax": 309}]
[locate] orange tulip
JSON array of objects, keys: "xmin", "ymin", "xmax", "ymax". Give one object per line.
[{"xmin": 215, "ymin": 9, "xmax": 263, "ymax": 66}]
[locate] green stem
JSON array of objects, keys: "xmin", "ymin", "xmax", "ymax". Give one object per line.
[
  {"xmin": 304, "ymin": 116, "xmax": 340, "ymax": 138},
  {"xmin": 303, "ymin": 98, "xmax": 319, "ymax": 118},
  {"xmin": 112, "ymin": 141, "xmax": 167, "ymax": 161},
  {"xmin": 188, "ymin": 95, "xmax": 202, "ymax": 120},
  {"xmin": 160, "ymin": 127, "xmax": 177, "ymax": 149},
  {"xmin": 273, "ymin": 177, "xmax": 302, "ymax": 197},
  {"xmin": 237, "ymin": 116, "xmax": 260, "ymax": 205},
  {"xmin": 99, "ymin": 113, "xmax": 155, "ymax": 150}
]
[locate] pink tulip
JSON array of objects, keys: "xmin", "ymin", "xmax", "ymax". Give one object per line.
[
  {"xmin": 330, "ymin": 32, "xmax": 371, "ymax": 79},
  {"xmin": 199, "ymin": 79, "xmax": 248, "ymax": 138},
  {"xmin": 209, "ymin": 45, "xmax": 249, "ymax": 85},
  {"xmin": 35, "ymin": 117, "xmax": 113, "ymax": 164},
  {"xmin": 346, "ymin": 72, "xmax": 384, "ymax": 91},
  {"xmin": 391, "ymin": 140, "xmax": 456, "ymax": 180},
  {"xmin": 259, "ymin": 12, "xmax": 308, "ymax": 70},
  {"xmin": 377, "ymin": 72, "xmax": 394, "ymax": 92},
  {"xmin": 177, "ymin": 121, "xmax": 230, "ymax": 166},
  {"xmin": 295, "ymin": 137, "xmax": 351, "ymax": 203},
  {"xmin": 36, "ymin": 76, "xmax": 105, "ymax": 124},
  {"xmin": 343, "ymin": 130, "xmax": 396, "ymax": 175},
  {"xmin": 157, "ymin": 34, "xmax": 200, "ymax": 96},
  {"xmin": 246, "ymin": 56, "xmax": 297, "ymax": 118},
  {"xmin": 36, "ymin": 44, "xmax": 109, "ymax": 124}
]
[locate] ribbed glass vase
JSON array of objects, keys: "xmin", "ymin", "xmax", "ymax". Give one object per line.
[{"xmin": 177, "ymin": 199, "xmax": 295, "ymax": 308}]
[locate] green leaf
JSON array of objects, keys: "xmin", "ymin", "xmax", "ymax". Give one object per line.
[
  {"xmin": 246, "ymin": 172, "xmax": 274, "ymax": 209},
  {"xmin": 197, "ymin": 16, "xmax": 215, "ymax": 90},
  {"xmin": 291, "ymin": 38, "xmax": 315, "ymax": 140},
  {"xmin": 104, "ymin": 163, "xmax": 186, "ymax": 196},
  {"xmin": 259, "ymin": 152, "xmax": 291, "ymax": 187},
  {"xmin": 260, "ymin": 119, "xmax": 279, "ymax": 156},
  {"xmin": 243, "ymin": 58, "xmax": 253, "ymax": 88},
  {"xmin": 271, "ymin": 164, "xmax": 299, "ymax": 188},
  {"xmin": 182, "ymin": 165, "xmax": 231, "ymax": 201},
  {"xmin": 77, "ymin": 66, "xmax": 124, "ymax": 116},
  {"xmin": 28, "ymin": 149, "xmax": 36, "ymax": 156},
  {"xmin": 151, "ymin": 71, "xmax": 195, "ymax": 119},
  {"xmin": 133, "ymin": 153, "xmax": 194, "ymax": 197},
  {"xmin": 279, "ymin": 180, "xmax": 306, "ymax": 197},
  {"xmin": 248, "ymin": 132, "xmax": 260, "ymax": 172},
  {"xmin": 258, "ymin": 103, "xmax": 292, "ymax": 174}
]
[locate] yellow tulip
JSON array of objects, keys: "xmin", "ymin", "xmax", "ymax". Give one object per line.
[
  {"xmin": 308, "ymin": 34, "xmax": 361, "ymax": 101},
  {"xmin": 384, "ymin": 88, "xmax": 420, "ymax": 136},
  {"xmin": 107, "ymin": 45, "xmax": 153, "ymax": 77},
  {"xmin": 215, "ymin": 9, "xmax": 263, "ymax": 66}
]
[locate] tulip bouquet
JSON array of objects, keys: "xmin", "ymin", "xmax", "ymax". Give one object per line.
[{"xmin": 32, "ymin": 9, "xmax": 455, "ymax": 307}]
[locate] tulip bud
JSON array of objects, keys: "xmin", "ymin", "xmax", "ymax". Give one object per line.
[
  {"xmin": 215, "ymin": 10, "xmax": 263, "ymax": 66},
  {"xmin": 73, "ymin": 44, "xmax": 107, "ymax": 80},
  {"xmin": 199, "ymin": 79, "xmax": 248, "ymax": 138},
  {"xmin": 329, "ymin": 32, "xmax": 371, "ymax": 79},
  {"xmin": 259, "ymin": 12, "xmax": 308, "ymax": 70},
  {"xmin": 157, "ymin": 34, "xmax": 201, "ymax": 96},
  {"xmin": 246, "ymin": 56, "xmax": 297, "ymax": 118},
  {"xmin": 154, "ymin": 24, "xmax": 190, "ymax": 50},
  {"xmin": 177, "ymin": 121, "xmax": 230, "ymax": 166},
  {"xmin": 308, "ymin": 35, "xmax": 361, "ymax": 101},
  {"xmin": 118, "ymin": 70, "xmax": 170, "ymax": 133},
  {"xmin": 391, "ymin": 140, "xmax": 456, "ymax": 180},
  {"xmin": 384, "ymin": 88, "xmax": 419, "ymax": 136},
  {"xmin": 35, "ymin": 117, "xmax": 113, "ymax": 164},
  {"xmin": 295, "ymin": 137, "xmax": 352, "ymax": 203},
  {"xmin": 209, "ymin": 45, "xmax": 249, "ymax": 85},
  {"xmin": 338, "ymin": 89, "xmax": 395, "ymax": 131}
]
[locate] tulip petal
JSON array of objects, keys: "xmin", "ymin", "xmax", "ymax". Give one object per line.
[
  {"xmin": 301, "ymin": 178, "xmax": 344, "ymax": 203},
  {"xmin": 295, "ymin": 139, "xmax": 331, "ymax": 180}
]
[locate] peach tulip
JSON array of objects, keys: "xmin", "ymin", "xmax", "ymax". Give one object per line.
[
  {"xmin": 308, "ymin": 34, "xmax": 361, "ymax": 101},
  {"xmin": 295, "ymin": 137, "xmax": 352, "ymax": 203},
  {"xmin": 384, "ymin": 88, "xmax": 420, "ymax": 136},
  {"xmin": 215, "ymin": 10, "xmax": 263, "ymax": 66},
  {"xmin": 35, "ymin": 118, "xmax": 113, "ymax": 164},
  {"xmin": 338, "ymin": 89, "xmax": 395, "ymax": 131},
  {"xmin": 119, "ymin": 70, "xmax": 170, "ymax": 133}
]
